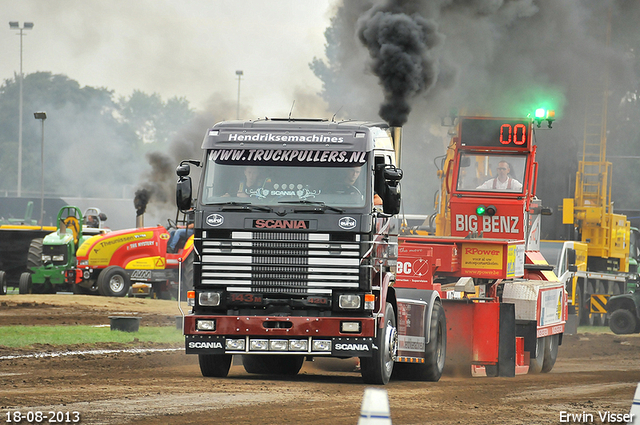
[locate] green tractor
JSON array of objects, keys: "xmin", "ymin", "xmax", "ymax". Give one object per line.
[{"xmin": 19, "ymin": 206, "xmax": 108, "ymax": 294}]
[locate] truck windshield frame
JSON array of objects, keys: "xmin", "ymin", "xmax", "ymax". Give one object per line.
[{"xmin": 200, "ymin": 149, "xmax": 371, "ymax": 208}]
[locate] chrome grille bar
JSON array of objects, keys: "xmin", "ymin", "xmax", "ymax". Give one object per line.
[{"xmin": 199, "ymin": 231, "xmax": 361, "ymax": 294}]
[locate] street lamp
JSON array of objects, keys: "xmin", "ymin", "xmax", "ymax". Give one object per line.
[
  {"xmin": 236, "ymin": 70, "xmax": 243, "ymax": 120},
  {"xmin": 9, "ymin": 21, "xmax": 34, "ymax": 197},
  {"xmin": 34, "ymin": 111, "xmax": 46, "ymax": 227}
]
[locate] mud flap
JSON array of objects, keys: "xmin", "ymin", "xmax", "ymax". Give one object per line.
[{"xmin": 497, "ymin": 303, "xmax": 516, "ymax": 377}]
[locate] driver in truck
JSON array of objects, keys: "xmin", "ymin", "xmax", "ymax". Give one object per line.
[
  {"xmin": 333, "ymin": 167, "xmax": 363, "ymax": 199},
  {"xmin": 237, "ymin": 166, "xmax": 270, "ymax": 198},
  {"xmin": 476, "ymin": 160, "xmax": 523, "ymax": 191}
]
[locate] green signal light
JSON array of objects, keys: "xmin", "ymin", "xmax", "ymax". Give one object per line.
[
  {"xmin": 535, "ymin": 108, "xmax": 546, "ymax": 118},
  {"xmin": 476, "ymin": 204, "xmax": 497, "ymax": 216}
]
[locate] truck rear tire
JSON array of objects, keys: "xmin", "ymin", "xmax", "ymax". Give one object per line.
[
  {"xmin": 0, "ymin": 271, "xmax": 7, "ymax": 295},
  {"xmin": 609, "ymin": 309, "xmax": 637, "ymax": 335},
  {"xmin": 394, "ymin": 301, "xmax": 446, "ymax": 381},
  {"xmin": 528, "ymin": 337, "xmax": 544, "ymax": 374},
  {"xmin": 361, "ymin": 302, "xmax": 397, "ymax": 385},
  {"xmin": 19, "ymin": 272, "xmax": 31, "ymax": 294},
  {"xmin": 541, "ymin": 334, "xmax": 559, "ymax": 373},
  {"xmin": 242, "ymin": 355, "xmax": 305, "ymax": 376},
  {"xmin": 97, "ymin": 266, "xmax": 130, "ymax": 297},
  {"xmin": 198, "ymin": 354, "xmax": 232, "ymax": 377}
]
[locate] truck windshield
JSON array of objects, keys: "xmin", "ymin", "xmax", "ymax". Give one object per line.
[
  {"xmin": 200, "ymin": 159, "xmax": 368, "ymax": 208},
  {"xmin": 456, "ymin": 153, "xmax": 527, "ymax": 193}
]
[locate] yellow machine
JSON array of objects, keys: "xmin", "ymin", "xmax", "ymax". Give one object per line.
[{"xmin": 557, "ymin": 12, "xmax": 639, "ymax": 326}]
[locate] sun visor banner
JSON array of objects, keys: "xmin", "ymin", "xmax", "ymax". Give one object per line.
[{"xmin": 209, "ymin": 149, "xmax": 368, "ymax": 167}]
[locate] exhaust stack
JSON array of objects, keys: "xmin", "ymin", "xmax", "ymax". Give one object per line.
[
  {"xmin": 391, "ymin": 127, "xmax": 402, "ymax": 168},
  {"xmin": 136, "ymin": 214, "xmax": 144, "ymax": 229}
]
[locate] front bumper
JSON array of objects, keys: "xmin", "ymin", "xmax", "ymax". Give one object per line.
[{"xmin": 184, "ymin": 315, "xmax": 375, "ymax": 357}]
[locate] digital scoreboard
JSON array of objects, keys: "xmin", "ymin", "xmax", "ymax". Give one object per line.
[{"xmin": 459, "ymin": 117, "xmax": 532, "ymax": 149}]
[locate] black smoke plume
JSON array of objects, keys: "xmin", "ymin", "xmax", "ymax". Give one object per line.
[
  {"xmin": 134, "ymin": 188, "xmax": 151, "ymax": 217},
  {"xmin": 357, "ymin": 0, "xmax": 444, "ymax": 126}
]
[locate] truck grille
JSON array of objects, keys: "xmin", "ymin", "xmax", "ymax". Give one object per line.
[{"xmin": 199, "ymin": 231, "xmax": 361, "ymax": 295}]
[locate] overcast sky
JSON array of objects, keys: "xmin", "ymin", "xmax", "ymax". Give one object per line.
[{"xmin": 2, "ymin": 0, "xmax": 334, "ymax": 117}]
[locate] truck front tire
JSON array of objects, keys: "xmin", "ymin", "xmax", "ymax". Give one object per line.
[
  {"xmin": 199, "ymin": 354, "xmax": 232, "ymax": 377},
  {"xmin": 361, "ymin": 302, "xmax": 397, "ymax": 385}
]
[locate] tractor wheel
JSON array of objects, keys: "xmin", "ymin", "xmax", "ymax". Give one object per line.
[
  {"xmin": 0, "ymin": 271, "xmax": 7, "ymax": 295},
  {"xmin": 27, "ymin": 238, "xmax": 43, "ymax": 269},
  {"xmin": 361, "ymin": 302, "xmax": 397, "ymax": 385},
  {"xmin": 97, "ymin": 266, "xmax": 130, "ymax": 297},
  {"xmin": 198, "ymin": 354, "xmax": 232, "ymax": 377},
  {"xmin": 19, "ymin": 272, "xmax": 32, "ymax": 294},
  {"xmin": 541, "ymin": 334, "xmax": 559, "ymax": 373},
  {"xmin": 609, "ymin": 309, "xmax": 637, "ymax": 335},
  {"xmin": 528, "ymin": 337, "xmax": 545, "ymax": 374}
]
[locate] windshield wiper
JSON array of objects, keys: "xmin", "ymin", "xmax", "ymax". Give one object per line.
[
  {"xmin": 212, "ymin": 201, "xmax": 273, "ymax": 212},
  {"xmin": 277, "ymin": 200, "xmax": 344, "ymax": 213}
]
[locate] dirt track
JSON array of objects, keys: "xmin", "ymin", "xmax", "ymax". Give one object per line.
[{"xmin": 1, "ymin": 294, "xmax": 639, "ymax": 424}]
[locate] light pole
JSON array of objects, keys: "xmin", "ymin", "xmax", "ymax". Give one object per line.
[
  {"xmin": 34, "ymin": 111, "xmax": 46, "ymax": 227},
  {"xmin": 9, "ymin": 21, "xmax": 34, "ymax": 197},
  {"xmin": 236, "ymin": 70, "xmax": 243, "ymax": 119}
]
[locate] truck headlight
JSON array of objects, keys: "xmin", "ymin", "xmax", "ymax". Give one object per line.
[
  {"xmin": 250, "ymin": 339, "xmax": 269, "ymax": 351},
  {"xmin": 338, "ymin": 294, "xmax": 361, "ymax": 309},
  {"xmin": 196, "ymin": 320, "xmax": 215, "ymax": 331},
  {"xmin": 226, "ymin": 339, "xmax": 245, "ymax": 350},
  {"xmin": 42, "ymin": 255, "xmax": 52, "ymax": 262},
  {"xmin": 52, "ymin": 255, "xmax": 65, "ymax": 262},
  {"xmin": 269, "ymin": 340, "xmax": 288, "ymax": 351},
  {"xmin": 199, "ymin": 291, "xmax": 221, "ymax": 306},
  {"xmin": 289, "ymin": 339, "xmax": 308, "ymax": 351},
  {"xmin": 341, "ymin": 321, "xmax": 362, "ymax": 333},
  {"xmin": 312, "ymin": 340, "xmax": 332, "ymax": 352}
]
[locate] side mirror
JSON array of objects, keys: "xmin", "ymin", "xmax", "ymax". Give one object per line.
[
  {"xmin": 384, "ymin": 166, "xmax": 403, "ymax": 182},
  {"xmin": 176, "ymin": 164, "xmax": 191, "ymax": 177},
  {"xmin": 383, "ymin": 184, "xmax": 401, "ymax": 215},
  {"xmin": 176, "ymin": 176, "xmax": 192, "ymax": 211}
]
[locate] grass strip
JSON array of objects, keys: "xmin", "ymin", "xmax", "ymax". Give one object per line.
[{"xmin": 0, "ymin": 325, "xmax": 183, "ymax": 348}]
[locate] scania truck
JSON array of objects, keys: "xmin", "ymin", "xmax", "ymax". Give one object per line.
[
  {"xmin": 178, "ymin": 115, "xmax": 566, "ymax": 383},
  {"xmin": 177, "ymin": 118, "xmax": 449, "ymax": 384}
]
